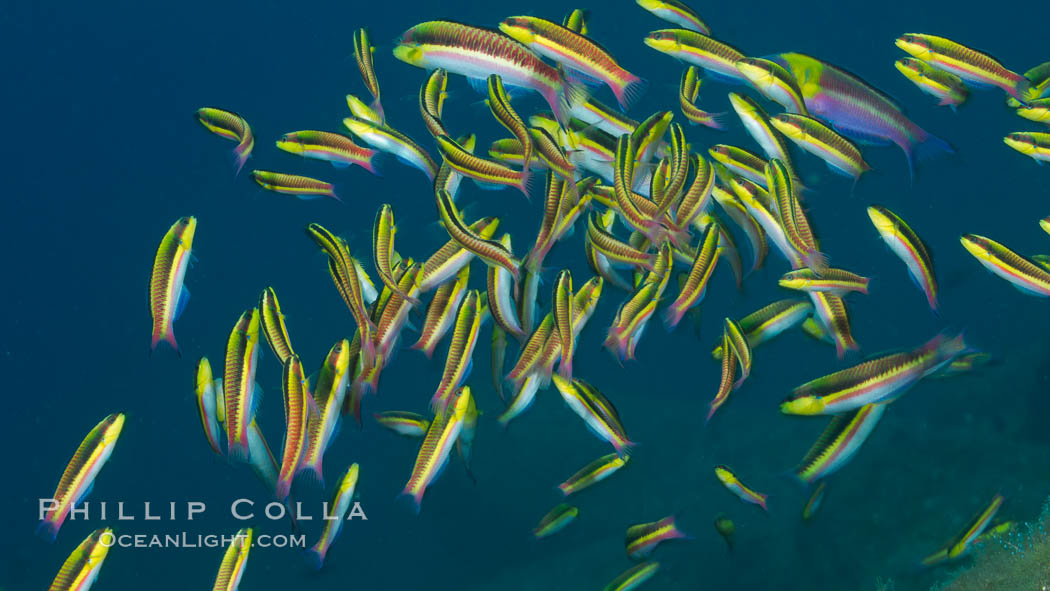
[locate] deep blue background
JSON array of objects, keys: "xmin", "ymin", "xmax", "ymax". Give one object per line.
[{"xmin": 3, "ymin": 1, "xmax": 1049, "ymax": 589}]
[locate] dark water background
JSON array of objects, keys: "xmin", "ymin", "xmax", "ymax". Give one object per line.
[{"xmin": 3, "ymin": 0, "xmax": 1049, "ymax": 589}]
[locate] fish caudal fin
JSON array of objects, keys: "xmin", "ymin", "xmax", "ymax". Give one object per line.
[
  {"xmin": 149, "ymin": 330, "xmax": 179, "ymax": 358},
  {"xmin": 304, "ymin": 546, "xmax": 326, "ymax": 570},
  {"xmin": 397, "ymin": 489, "xmax": 423, "ymax": 515},
  {"xmin": 36, "ymin": 518, "xmax": 61, "ymax": 543},
  {"xmin": 613, "ymin": 75, "xmax": 649, "ymax": 111}
]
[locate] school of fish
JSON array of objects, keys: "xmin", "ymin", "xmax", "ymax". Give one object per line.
[{"xmin": 40, "ymin": 3, "xmax": 1050, "ymax": 589}]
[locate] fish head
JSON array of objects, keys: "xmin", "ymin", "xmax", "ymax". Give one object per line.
[
  {"xmin": 779, "ymin": 396, "xmax": 824, "ymax": 415},
  {"xmin": 865, "ymin": 206, "xmax": 898, "ymax": 235},
  {"xmin": 713, "ymin": 465, "xmax": 735, "ymax": 485},
  {"xmin": 895, "ymin": 34, "xmax": 933, "ymax": 61},
  {"xmin": 770, "ymin": 115, "xmax": 805, "ymax": 141},
  {"xmin": 959, "ymin": 234, "xmax": 994, "ymax": 262},
  {"xmin": 392, "ymin": 43, "xmax": 424, "ymax": 66},
  {"xmin": 499, "ymin": 17, "xmax": 538, "ymax": 44},
  {"xmin": 778, "ymin": 272, "xmax": 808, "ymax": 290},
  {"xmin": 644, "ymin": 30, "xmax": 681, "ymax": 53},
  {"xmin": 735, "ymin": 58, "xmax": 774, "ymax": 88},
  {"xmin": 894, "ymin": 58, "xmax": 924, "ymax": 80},
  {"xmin": 342, "ymin": 116, "xmax": 374, "ymax": 140},
  {"xmin": 275, "ymin": 133, "xmax": 304, "ymax": 155},
  {"xmin": 175, "ymin": 216, "xmax": 198, "ymax": 246},
  {"xmin": 1003, "ymin": 133, "xmax": 1036, "ymax": 155}
]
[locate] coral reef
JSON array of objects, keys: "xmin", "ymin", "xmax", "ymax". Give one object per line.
[{"xmin": 932, "ymin": 500, "xmax": 1050, "ymax": 590}]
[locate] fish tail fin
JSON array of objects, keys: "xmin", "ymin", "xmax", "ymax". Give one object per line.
[
  {"xmin": 662, "ymin": 305, "xmax": 684, "ymax": 331},
  {"xmin": 397, "ymin": 489, "xmax": 423, "ymax": 515},
  {"xmin": 303, "ymin": 545, "xmax": 326, "ymax": 570},
  {"xmin": 703, "ymin": 112, "xmax": 731, "ymax": 131},
  {"xmin": 150, "ymin": 330, "xmax": 179, "ymax": 358},
  {"xmin": 346, "ymin": 383, "xmax": 365, "ymax": 428},
  {"xmin": 370, "ymin": 96, "xmax": 386, "ymax": 125},
  {"xmin": 550, "ymin": 77, "xmax": 589, "ymax": 126},
  {"xmin": 904, "ymin": 130, "xmax": 954, "ymax": 182},
  {"xmin": 757, "ymin": 494, "xmax": 769, "ymax": 512},
  {"xmin": 299, "ymin": 459, "xmax": 324, "ymax": 489},
  {"xmin": 557, "ymin": 358, "xmax": 572, "ymax": 381},
  {"xmin": 613, "ymin": 75, "xmax": 649, "ymax": 111},
  {"xmin": 362, "ymin": 149, "xmax": 385, "ymax": 176},
  {"xmin": 1010, "ymin": 75, "xmax": 1032, "ymax": 103},
  {"xmin": 227, "ymin": 439, "xmax": 252, "ymax": 464},
  {"xmin": 36, "ymin": 518, "xmax": 60, "ymax": 542},
  {"xmin": 233, "ymin": 145, "xmax": 251, "ymax": 177},
  {"xmin": 518, "ymin": 170, "xmax": 534, "ymax": 200}
]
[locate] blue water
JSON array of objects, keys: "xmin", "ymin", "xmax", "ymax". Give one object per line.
[{"xmin": 3, "ymin": 1, "xmax": 1049, "ymax": 589}]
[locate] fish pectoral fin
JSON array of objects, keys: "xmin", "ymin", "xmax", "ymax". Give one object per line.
[{"xmin": 174, "ymin": 286, "xmax": 191, "ymax": 322}]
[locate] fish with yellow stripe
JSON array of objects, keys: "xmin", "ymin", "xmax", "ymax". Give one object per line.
[
  {"xmin": 412, "ymin": 265, "xmax": 470, "ymax": 357},
  {"xmin": 401, "ymin": 386, "xmax": 472, "ymax": 514},
  {"xmin": 436, "ymin": 189, "xmax": 522, "ymax": 283},
  {"xmin": 419, "ymin": 68, "xmax": 449, "ymax": 138},
  {"xmin": 559, "ymin": 452, "xmax": 629, "ymax": 496},
  {"xmin": 276, "ymin": 131, "xmax": 380, "ymax": 173},
  {"xmin": 252, "ymin": 170, "xmax": 340, "ymax": 202},
  {"xmin": 353, "ymin": 28, "xmax": 384, "ymax": 123},
  {"xmin": 148, "ymin": 216, "xmax": 196, "ymax": 356},
  {"xmin": 961, "ymin": 234, "xmax": 1050, "ymax": 296},
  {"xmin": 625, "ymin": 516, "xmax": 691, "ymax": 559},
  {"xmin": 553, "ymin": 269, "xmax": 576, "ymax": 379},
  {"xmin": 664, "ymin": 222, "xmax": 721, "ymax": 329},
  {"xmin": 707, "ymin": 329, "xmax": 737, "ymax": 423},
  {"xmin": 373, "ymin": 204, "xmax": 418, "ymax": 304},
  {"xmin": 895, "ymin": 34, "xmax": 1030, "ymax": 102},
  {"xmin": 533, "ymin": 503, "xmax": 578, "ymax": 539},
  {"xmin": 393, "ymin": 20, "xmax": 585, "ymax": 124},
  {"xmin": 868, "ymin": 206, "xmax": 938, "ymax": 311},
  {"xmin": 343, "ymin": 116, "xmax": 438, "ymax": 181},
  {"xmin": 196, "ymin": 107, "xmax": 253, "ymax": 174},
  {"xmin": 793, "ymin": 403, "xmax": 887, "ymax": 484},
  {"xmin": 487, "ymin": 74, "xmax": 533, "ymax": 171},
  {"xmin": 195, "ymin": 358, "xmax": 223, "ymax": 455},
  {"xmin": 714, "ymin": 465, "xmax": 767, "ymax": 511},
  {"xmin": 47, "ymin": 527, "xmax": 113, "ymax": 591},
  {"xmin": 736, "ymin": 57, "xmax": 808, "ymax": 114},
  {"xmin": 431, "ymin": 290, "xmax": 485, "ymax": 412},
  {"xmin": 500, "ymin": 15, "xmax": 647, "ymax": 110},
  {"xmin": 488, "ymin": 234, "xmax": 526, "ymax": 340},
  {"xmin": 305, "ymin": 223, "xmax": 379, "ymax": 368},
  {"xmin": 781, "ymin": 332, "xmax": 968, "ymax": 415},
  {"xmin": 223, "ymin": 309, "xmax": 261, "ymax": 462},
  {"xmin": 711, "ymin": 299, "xmax": 812, "ymax": 359},
  {"xmin": 275, "ymin": 355, "xmax": 312, "ymax": 501},
  {"xmin": 259, "ymin": 287, "xmax": 296, "ymax": 365},
  {"xmin": 305, "ymin": 463, "xmax": 360, "ymax": 569},
  {"xmin": 553, "ymin": 376, "xmax": 635, "ymax": 457},
  {"xmin": 779, "ymin": 268, "xmax": 871, "ymax": 297},
  {"xmin": 211, "ymin": 528, "xmax": 252, "ymax": 591},
  {"xmin": 375, "ymin": 411, "xmax": 430, "ymax": 438},
  {"xmin": 39, "ymin": 414, "xmax": 125, "ymax": 541},
  {"xmin": 770, "ymin": 113, "xmax": 871, "ymax": 182},
  {"xmin": 603, "ymin": 562, "xmax": 660, "ymax": 591},
  {"xmin": 418, "ymin": 217, "xmax": 499, "ymax": 292},
  {"xmin": 894, "ymin": 58, "xmax": 969, "ymax": 109},
  {"xmin": 920, "ymin": 494, "xmax": 1004, "ymax": 567},
  {"xmin": 1003, "ymin": 131, "xmax": 1050, "ymax": 164},
  {"xmin": 346, "ymin": 94, "xmax": 383, "ymax": 125},
  {"xmin": 644, "ymin": 29, "xmax": 744, "ymax": 82},
  {"xmin": 302, "ymin": 339, "xmax": 352, "ymax": 484},
  {"xmin": 635, "ymin": 0, "xmax": 709, "ymax": 34},
  {"xmin": 436, "ymin": 134, "xmax": 532, "ymax": 197}
]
